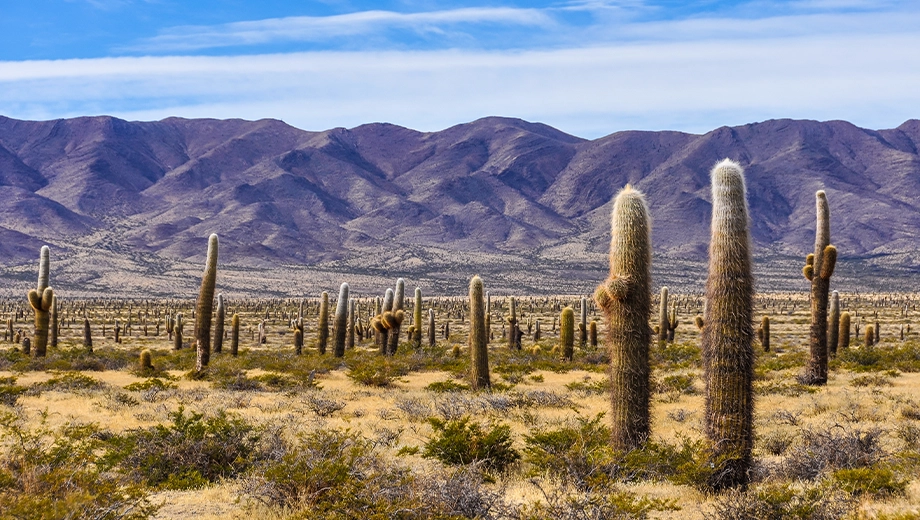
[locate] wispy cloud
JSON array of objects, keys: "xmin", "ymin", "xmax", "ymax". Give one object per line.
[{"xmin": 127, "ymin": 7, "xmax": 556, "ymax": 52}]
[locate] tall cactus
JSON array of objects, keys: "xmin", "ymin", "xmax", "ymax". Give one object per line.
[
  {"xmin": 385, "ymin": 279, "xmax": 406, "ymax": 355},
  {"xmin": 174, "ymin": 313, "xmax": 183, "ymax": 350},
  {"xmin": 333, "ymin": 283, "xmax": 349, "ymax": 357},
  {"xmin": 347, "ymin": 300, "xmax": 356, "ymax": 350},
  {"xmin": 413, "ymin": 288, "xmax": 423, "ymax": 348},
  {"xmin": 560, "ymin": 307, "xmax": 575, "ymax": 361},
  {"xmin": 195, "ymin": 234, "xmax": 218, "ymax": 372},
  {"xmin": 757, "ymin": 316, "xmax": 770, "ymax": 352},
  {"xmin": 803, "ymin": 191, "xmax": 836, "ymax": 385},
  {"xmin": 506, "ymin": 297, "xmax": 522, "ymax": 350},
  {"xmin": 83, "ymin": 317, "xmax": 93, "ymax": 352},
  {"xmin": 49, "ymin": 295, "xmax": 58, "ymax": 349},
  {"xmin": 469, "ymin": 275, "xmax": 490, "ymax": 389},
  {"xmin": 593, "ymin": 185, "xmax": 652, "ymax": 452},
  {"xmin": 828, "ymin": 291, "xmax": 840, "ymax": 358},
  {"xmin": 318, "ymin": 291, "xmax": 330, "ymax": 354},
  {"xmin": 579, "ymin": 297, "xmax": 588, "ymax": 347},
  {"xmin": 214, "ymin": 294, "xmax": 225, "ymax": 354},
  {"xmin": 701, "ymin": 159, "xmax": 755, "ymax": 490},
  {"xmin": 28, "ymin": 246, "xmax": 54, "ymax": 357},
  {"xmin": 427, "ymin": 308, "xmax": 436, "ymax": 347},
  {"xmin": 658, "ymin": 287, "xmax": 670, "ymax": 344},
  {"xmin": 839, "ymin": 311, "xmax": 851, "ymax": 350},
  {"xmin": 231, "ymin": 313, "xmax": 239, "ymax": 356}
]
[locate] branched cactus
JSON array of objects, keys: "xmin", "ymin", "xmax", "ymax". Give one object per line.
[
  {"xmin": 318, "ymin": 291, "xmax": 329, "ymax": 354},
  {"xmin": 195, "ymin": 234, "xmax": 218, "ymax": 372},
  {"xmin": 384, "ymin": 279, "xmax": 406, "ymax": 355},
  {"xmin": 593, "ymin": 185, "xmax": 652, "ymax": 453},
  {"xmin": 231, "ymin": 313, "xmax": 240, "ymax": 356},
  {"xmin": 334, "ymin": 283, "xmax": 349, "ymax": 357},
  {"xmin": 561, "ymin": 307, "xmax": 575, "ymax": 361},
  {"xmin": 469, "ymin": 275, "xmax": 490, "ymax": 389},
  {"xmin": 828, "ymin": 291, "xmax": 840, "ymax": 357},
  {"xmin": 803, "ymin": 192, "xmax": 836, "ymax": 385},
  {"xmin": 505, "ymin": 297, "xmax": 522, "ymax": 350},
  {"xmin": 28, "ymin": 246, "xmax": 54, "ymax": 358},
  {"xmin": 700, "ymin": 159, "xmax": 755, "ymax": 490},
  {"xmin": 214, "ymin": 294, "xmax": 225, "ymax": 354}
]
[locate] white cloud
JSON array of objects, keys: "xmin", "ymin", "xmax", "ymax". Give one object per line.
[
  {"xmin": 2, "ymin": 29, "xmax": 918, "ymax": 138},
  {"xmin": 127, "ymin": 7, "xmax": 556, "ymax": 52}
]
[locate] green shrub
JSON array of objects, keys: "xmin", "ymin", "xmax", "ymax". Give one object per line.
[
  {"xmin": 519, "ymin": 486, "xmax": 678, "ymax": 520},
  {"xmin": 651, "ymin": 341, "xmax": 700, "ymax": 371},
  {"xmin": 31, "ymin": 371, "xmax": 105, "ymax": 393},
  {"xmin": 0, "ymin": 377, "xmax": 26, "ymax": 406},
  {"xmin": 655, "ymin": 374, "xmax": 697, "ymax": 395},
  {"xmin": 346, "ymin": 358, "xmax": 410, "ymax": 387},
  {"xmin": 109, "ymin": 406, "xmax": 261, "ymax": 489},
  {"xmin": 832, "ymin": 466, "xmax": 908, "ymax": 497},
  {"xmin": 423, "ymin": 416, "xmax": 520, "ymax": 473},
  {"xmin": 124, "ymin": 377, "xmax": 177, "ymax": 392},
  {"xmin": 564, "ymin": 378, "xmax": 608, "ymax": 397},
  {"xmin": 707, "ymin": 481, "xmax": 856, "ymax": 520},
  {"xmin": 426, "ymin": 380, "xmax": 471, "ymax": 393}
]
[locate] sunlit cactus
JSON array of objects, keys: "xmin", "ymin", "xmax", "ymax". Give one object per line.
[
  {"xmin": 140, "ymin": 349, "xmax": 153, "ymax": 372},
  {"xmin": 231, "ymin": 313, "xmax": 240, "ymax": 356},
  {"xmin": 384, "ymin": 279, "xmax": 405, "ymax": 356},
  {"xmin": 318, "ymin": 291, "xmax": 329, "ymax": 354},
  {"xmin": 214, "ymin": 293, "xmax": 225, "ymax": 354},
  {"xmin": 28, "ymin": 246, "xmax": 54, "ymax": 357},
  {"xmin": 593, "ymin": 184, "xmax": 652, "ymax": 453},
  {"xmin": 828, "ymin": 291, "xmax": 840, "ymax": 357},
  {"xmin": 560, "ymin": 307, "xmax": 575, "ymax": 361},
  {"xmin": 173, "ymin": 313, "xmax": 183, "ymax": 351},
  {"xmin": 195, "ymin": 234, "xmax": 218, "ymax": 372},
  {"xmin": 334, "ymin": 283, "xmax": 349, "ymax": 357},
  {"xmin": 413, "ymin": 288, "xmax": 423, "ymax": 348},
  {"xmin": 469, "ymin": 275, "xmax": 490, "ymax": 389},
  {"xmin": 803, "ymin": 192, "xmax": 836, "ymax": 385}
]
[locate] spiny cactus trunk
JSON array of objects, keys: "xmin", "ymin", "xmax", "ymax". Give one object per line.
[
  {"xmin": 469, "ymin": 276, "xmax": 490, "ymax": 389},
  {"xmin": 49, "ymin": 295, "xmax": 58, "ymax": 349},
  {"xmin": 385, "ymin": 279, "xmax": 405, "ymax": 356},
  {"xmin": 334, "ymin": 283, "xmax": 349, "ymax": 357},
  {"xmin": 195, "ymin": 234, "xmax": 219, "ymax": 372},
  {"xmin": 589, "ymin": 320, "xmax": 598, "ymax": 348},
  {"xmin": 83, "ymin": 317, "xmax": 93, "ymax": 352},
  {"xmin": 702, "ymin": 159, "xmax": 755, "ymax": 491},
  {"xmin": 594, "ymin": 185, "xmax": 652, "ymax": 453},
  {"xmin": 579, "ymin": 297, "xmax": 588, "ymax": 347},
  {"xmin": 413, "ymin": 288, "xmax": 423, "ymax": 348},
  {"xmin": 839, "ymin": 312, "xmax": 851, "ymax": 350},
  {"xmin": 347, "ymin": 300, "xmax": 356, "ymax": 350},
  {"xmin": 803, "ymin": 192, "xmax": 836, "ymax": 385},
  {"xmin": 318, "ymin": 291, "xmax": 329, "ymax": 354},
  {"xmin": 561, "ymin": 307, "xmax": 575, "ymax": 361},
  {"xmin": 428, "ymin": 309, "xmax": 436, "ymax": 347},
  {"xmin": 231, "ymin": 313, "xmax": 239, "ymax": 356},
  {"xmin": 29, "ymin": 246, "xmax": 53, "ymax": 358},
  {"xmin": 174, "ymin": 313, "xmax": 183, "ymax": 351},
  {"xmin": 759, "ymin": 316, "xmax": 770, "ymax": 352},
  {"xmin": 828, "ymin": 291, "xmax": 840, "ymax": 358},
  {"xmin": 214, "ymin": 294, "xmax": 225, "ymax": 354},
  {"xmin": 659, "ymin": 287, "xmax": 669, "ymax": 344}
]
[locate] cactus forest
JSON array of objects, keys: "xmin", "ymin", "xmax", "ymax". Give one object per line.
[{"xmin": 4, "ymin": 160, "xmax": 920, "ymax": 520}]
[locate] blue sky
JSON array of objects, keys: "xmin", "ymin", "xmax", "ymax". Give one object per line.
[{"xmin": 1, "ymin": 0, "xmax": 918, "ymax": 137}]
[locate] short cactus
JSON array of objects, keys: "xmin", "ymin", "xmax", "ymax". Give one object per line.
[
  {"xmin": 593, "ymin": 185, "xmax": 652, "ymax": 452},
  {"xmin": 560, "ymin": 307, "xmax": 575, "ymax": 361},
  {"xmin": 865, "ymin": 325, "xmax": 875, "ymax": 347},
  {"xmin": 333, "ymin": 283, "xmax": 349, "ymax": 357},
  {"xmin": 701, "ymin": 159, "xmax": 755, "ymax": 490},
  {"xmin": 589, "ymin": 320, "xmax": 598, "ymax": 348},
  {"xmin": 757, "ymin": 316, "xmax": 770, "ymax": 352},
  {"xmin": 195, "ymin": 234, "xmax": 218, "ymax": 372},
  {"xmin": 469, "ymin": 275, "xmax": 490, "ymax": 389},
  {"xmin": 803, "ymin": 192, "xmax": 836, "ymax": 385},
  {"xmin": 140, "ymin": 349, "xmax": 153, "ymax": 372}
]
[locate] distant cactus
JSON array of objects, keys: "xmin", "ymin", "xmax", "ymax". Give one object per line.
[
  {"xmin": 214, "ymin": 294, "xmax": 225, "ymax": 354},
  {"xmin": 701, "ymin": 159, "xmax": 755, "ymax": 490},
  {"xmin": 506, "ymin": 297, "xmax": 522, "ymax": 350},
  {"xmin": 173, "ymin": 313, "xmax": 183, "ymax": 350},
  {"xmin": 658, "ymin": 287, "xmax": 670, "ymax": 344},
  {"xmin": 347, "ymin": 300, "xmax": 356, "ymax": 350},
  {"xmin": 428, "ymin": 308, "xmax": 436, "ymax": 347},
  {"xmin": 469, "ymin": 275, "xmax": 490, "ymax": 389},
  {"xmin": 293, "ymin": 317, "xmax": 304, "ymax": 354},
  {"xmin": 560, "ymin": 307, "xmax": 575, "ymax": 361},
  {"xmin": 384, "ymin": 279, "xmax": 406, "ymax": 356},
  {"xmin": 83, "ymin": 317, "xmax": 93, "ymax": 352},
  {"xmin": 803, "ymin": 192, "xmax": 836, "ymax": 385},
  {"xmin": 828, "ymin": 291, "xmax": 840, "ymax": 357},
  {"xmin": 579, "ymin": 297, "xmax": 588, "ymax": 347},
  {"xmin": 413, "ymin": 288, "xmax": 423, "ymax": 348},
  {"xmin": 140, "ymin": 349, "xmax": 153, "ymax": 372},
  {"xmin": 757, "ymin": 316, "xmax": 770, "ymax": 352},
  {"xmin": 28, "ymin": 246, "xmax": 54, "ymax": 357},
  {"xmin": 589, "ymin": 320, "xmax": 598, "ymax": 348},
  {"xmin": 333, "ymin": 283, "xmax": 349, "ymax": 357},
  {"xmin": 534, "ymin": 319, "xmax": 542, "ymax": 342},
  {"xmin": 875, "ymin": 320, "xmax": 880, "ymax": 344},
  {"xmin": 865, "ymin": 325, "xmax": 875, "ymax": 348},
  {"xmin": 195, "ymin": 234, "xmax": 219, "ymax": 372},
  {"xmin": 593, "ymin": 185, "xmax": 652, "ymax": 453},
  {"xmin": 49, "ymin": 295, "xmax": 58, "ymax": 349},
  {"xmin": 231, "ymin": 313, "xmax": 239, "ymax": 356},
  {"xmin": 318, "ymin": 291, "xmax": 329, "ymax": 354}
]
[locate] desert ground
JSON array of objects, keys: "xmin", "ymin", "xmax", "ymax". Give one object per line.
[{"xmin": 2, "ymin": 291, "xmax": 920, "ymax": 519}]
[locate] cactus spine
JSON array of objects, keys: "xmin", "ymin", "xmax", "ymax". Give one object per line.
[
  {"xmin": 214, "ymin": 294, "xmax": 225, "ymax": 354},
  {"xmin": 413, "ymin": 288, "xmax": 423, "ymax": 348},
  {"xmin": 803, "ymin": 191, "xmax": 836, "ymax": 385},
  {"xmin": 318, "ymin": 291, "xmax": 329, "ymax": 354},
  {"xmin": 195, "ymin": 234, "xmax": 218, "ymax": 372},
  {"xmin": 385, "ymin": 279, "xmax": 405, "ymax": 356},
  {"xmin": 333, "ymin": 283, "xmax": 349, "ymax": 357},
  {"xmin": 828, "ymin": 291, "xmax": 840, "ymax": 357},
  {"xmin": 469, "ymin": 275, "xmax": 490, "ymax": 389},
  {"xmin": 231, "ymin": 313, "xmax": 239, "ymax": 356},
  {"xmin": 28, "ymin": 246, "xmax": 54, "ymax": 357},
  {"xmin": 700, "ymin": 159, "xmax": 755, "ymax": 490},
  {"xmin": 593, "ymin": 185, "xmax": 652, "ymax": 452},
  {"xmin": 560, "ymin": 307, "xmax": 575, "ymax": 361}
]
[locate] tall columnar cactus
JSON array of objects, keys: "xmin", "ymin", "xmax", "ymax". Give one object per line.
[
  {"xmin": 293, "ymin": 317, "xmax": 304, "ymax": 354},
  {"xmin": 875, "ymin": 320, "xmax": 880, "ymax": 344},
  {"xmin": 658, "ymin": 287, "xmax": 670, "ymax": 344},
  {"xmin": 828, "ymin": 291, "xmax": 840, "ymax": 357},
  {"xmin": 333, "ymin": 283, "xmax": 349, "ymax": 357},
  {"xmin": 589, "ymin": 320, "xmax": 598, "ymax": 348},
  {"xmin": 579, "ymin": 297, "xmax": 588, "ymax": 347},
  {"xmin": 318, "ymin": 291, "xmax": 330, "ymax": 354},
  {"xmin": 83, "ymin": 317, "xmax": 93, "ymax": 352},
  {"xmin": 560, "ymin": 307, "xmax": 575, "ymax": 361},
  {"xmin": 49, "ymin": 295, "xmax": 58, "ymax": 349},
  {"xmin": 803, "ymin": 191, "xmax": 836, "ymax": 385},
  {"xmin": 174, "ymin": 313, "xmax": 183, "ymax": 350},
  {"xmin": 839, "ymin": 311, "xmax": 851, "ymax": 350},
  {"xmin": 701, "ymin": 159, "xmax": 755, "ymax": 490},
  {"xmin": 593, "ymin": 185, "xmax": 652, "ymax": 452},
  {"xmin": 428, "ymin": 308, "xmax": 436, "ymax": 347},
  {"xmin": 469, "ymin": 275, "xmax": 490, "ymax": 389},
  {"xmin": 485, "ymin": 291, "xmax": 491, "ymax": 344},
  {"xmin": 413, "ymin": 288, "xmax": 423, "ymax": 348},
  {"xmin": 506, "ymin": 297, "xmax": 522, "ymax": 350},
  {"xmin": 28, "ymin": 246, "xmax": 54, "ymax": 358},
  {"xmin": 757, "ymin": 316, "xmax": 770, "ymax": 352},
  {"xmin": 347, "ymin": 300, "xmax": 356, "ymax": 350},
  {"xmin": 195, "ymin": 234, "xmax": 218, "ymax": 372},
  {"xmin": 214, "ymin": 294, "xmax": 225, "ymax": 354},
  {"xmin": 385, "ymin": 279, "xmax": 406, "ymax": 355},
  {"xmin": 231, "ymin": 313, "xmax": 240, "ymax": 356}
]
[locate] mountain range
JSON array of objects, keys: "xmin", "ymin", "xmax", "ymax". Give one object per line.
[{"xmin": 0, "ymin": 114, "xmax": 918, "ymax": 296}]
